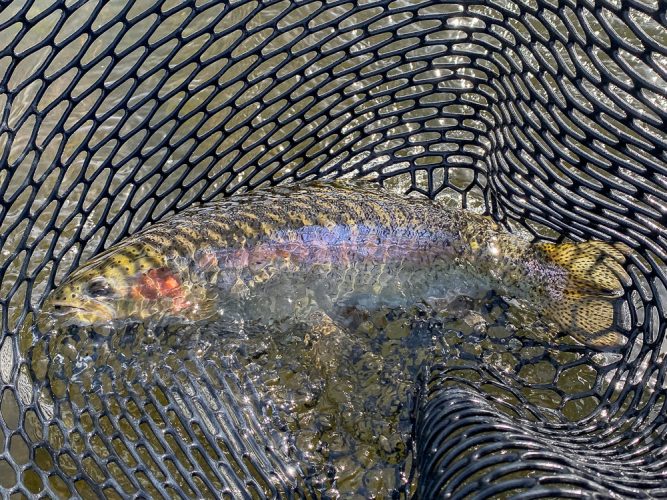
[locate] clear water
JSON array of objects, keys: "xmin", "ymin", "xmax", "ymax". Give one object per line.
[
  {"xmin": 2, "ymin": 2, "xmax": 657, "ymax": 494},
  {"xmin": 12, "ymin": 169, "xmax": 638, "ymax": 497},
  {"xmin": 28, "ymin": 269, "xmax": 624, "ymax": 498},
  {"xmin": 28, "ymin": 290, "xmax": 510, "ymax": 496}
]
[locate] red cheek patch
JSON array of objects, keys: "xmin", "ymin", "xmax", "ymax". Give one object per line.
[{"xmin": 131, "ymin": 268, "xmax": 191, "ymax": 313}]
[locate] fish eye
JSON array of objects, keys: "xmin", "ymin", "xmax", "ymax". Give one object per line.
[{"xmin": 86, "ymin": 278, "xmax": 114, "ymax": 298}]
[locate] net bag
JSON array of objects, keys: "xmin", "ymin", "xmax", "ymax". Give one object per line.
[{"xmin": 0, "ymin": 0, "xmax": 665, "ymax": 497}]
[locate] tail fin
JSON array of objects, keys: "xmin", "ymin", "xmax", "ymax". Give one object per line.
[{"xmin": 535, "ymin": 241, "xmax": 631, "ymax": 348}]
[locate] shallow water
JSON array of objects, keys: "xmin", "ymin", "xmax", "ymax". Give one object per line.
[
  {"xmin": 1, "ymin": 1, "xmax": 660, "ymax": 495},
  {"xmin": 27, "ymin": 293, "xmax": 475, "ymax": 496},
  {"xmin": 6, "ymin": 172, "xmax": 640, "ymax": 497},
  {"xmin": 2, "ymin": 152, "xmax": 500, "ymax": 496},
  {"xmin": 25, "ymin": 276, "xmax": 632, "ymax": 498},
  {"xmin": 1, "ymin": 100, "xmax": 645, "ymax": 496}
]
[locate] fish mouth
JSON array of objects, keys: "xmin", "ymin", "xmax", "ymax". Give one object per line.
[
  {"xmin": 45, "ymin": 300, "xmax": 116, "ymax": 326},
  {"xmin": 48, "ymin": 302, "xmax": 86, "ymax": 312}
]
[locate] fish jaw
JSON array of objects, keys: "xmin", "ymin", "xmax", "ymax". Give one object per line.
[{"xmin": 44, "ymin": 298, "xmax": 117, "ymax": 327}]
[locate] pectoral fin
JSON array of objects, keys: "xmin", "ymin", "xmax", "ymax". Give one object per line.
[{"xmin": 302, "ymin": 310, "xmax": 351, "ymax": 373}]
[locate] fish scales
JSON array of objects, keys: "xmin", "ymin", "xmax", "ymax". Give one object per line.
[{"xmin": 185, "ymin": 188, "xmax": 454, "ymax": 301}]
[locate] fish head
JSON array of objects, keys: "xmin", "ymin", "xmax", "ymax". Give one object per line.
[
  {"xmin": 44, "ymin": 266, "xmax": 131, "ymax": 327},
  {"xmin": 43, "ymin": 243, "xmax": 198, "ymax": 327}
]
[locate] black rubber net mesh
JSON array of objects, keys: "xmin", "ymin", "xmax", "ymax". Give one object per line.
[{"xmin": 0, "ymin": 0, "xmax": 665, "ymax": 497}]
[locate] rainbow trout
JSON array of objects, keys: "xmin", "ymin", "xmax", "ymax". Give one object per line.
[{"xmin": 43, "ymin": 181, "xmax": 628, "ymax": 347}]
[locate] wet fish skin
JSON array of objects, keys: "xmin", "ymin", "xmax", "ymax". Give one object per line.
[{"xmin": 43, "ymin": 181, "xmax": 628, "ymax": 347}]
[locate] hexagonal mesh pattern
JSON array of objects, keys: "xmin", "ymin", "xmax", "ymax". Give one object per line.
[{"xmin": 0, "ymin": 0, "xmax": 665, "ymax": 497}]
